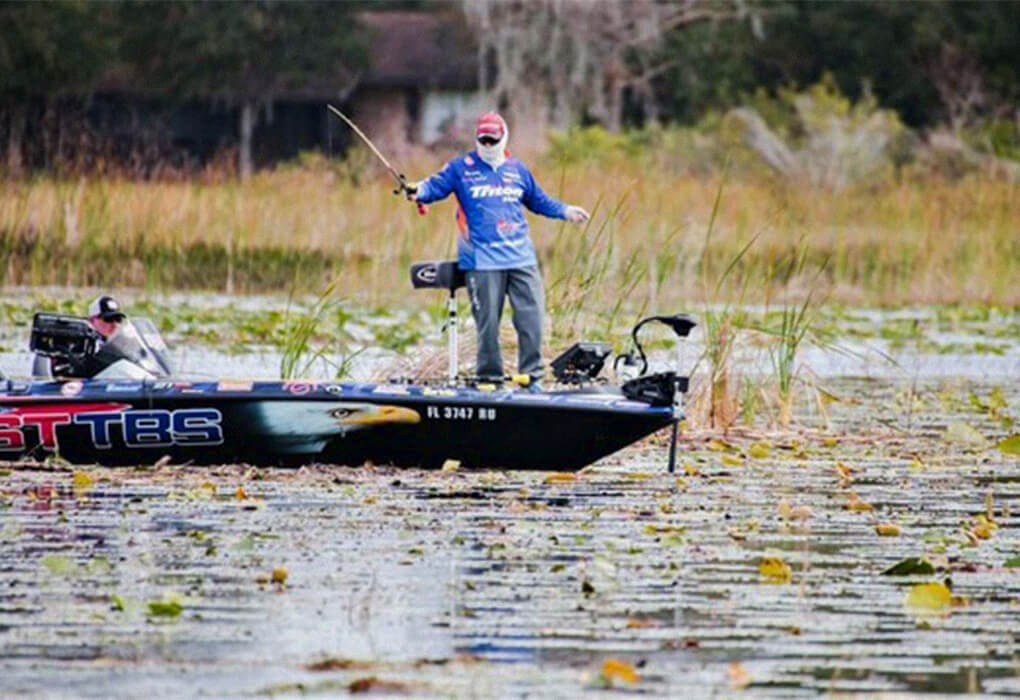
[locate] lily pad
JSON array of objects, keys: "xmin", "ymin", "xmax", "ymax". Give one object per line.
[
  {"xmin": 40, "ymin": 554, "xmax": 78, "ymax": 577},
  {"xmin": 996, "ymin": 434, "xmax": 1020, "ymax": 455},
  {"xmin": 943, "ymin": 422, "xmax": 987, "ymax": 448},
  {"xmin": 883, "ymin": 557, "xmax": 935, "ymax": 576},
  {"xmin": 147, "ymin": 600, "xmax": 183, "ymax": 617}
]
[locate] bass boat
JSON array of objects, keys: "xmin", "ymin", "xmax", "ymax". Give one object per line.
[{"xmin": 1, "ymin": 262, "xmax": 695, "ymax": 470}]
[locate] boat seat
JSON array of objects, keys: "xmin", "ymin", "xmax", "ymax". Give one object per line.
[{"xmin": 410, "ymin": 260, "xmax": 465, "ymax": 293}]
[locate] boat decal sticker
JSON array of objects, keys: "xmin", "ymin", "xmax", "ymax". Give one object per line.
[
  {"xmin": 0, "ymin": 402, "xmax": 130, "ymax": 451},
  {"xmin": 105, "ymin": 383, "xmax": 144, "ymax": 393},
  {"xmin": 217, "ymin": 380, "xmax": 254, "ymax": 392},
  {"xmin": 283, "ymin": 381, "xmax": 317, "ymax": 395},
  {"xmin": 422, "ymin": 388, "xmax": 457, "ymax": 397},
  {"xmin": 154, "ymin": 381, "xmax": 195, "ymax": 392},
  {"xmin": 372, "ymin": 384, "xmax": 410, "ymax": 396},
  {"xmin": 74, "ymin": 408, "xmax": 223, "ymax": 448},
  {"xmin": 60, "ymin": 381, "xmax": 83, "ymax": 397}
]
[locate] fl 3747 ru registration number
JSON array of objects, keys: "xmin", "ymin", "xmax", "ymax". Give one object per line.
[{"xmin": 425, "ymin": 405, "xmax": 496, "ymax": 421}]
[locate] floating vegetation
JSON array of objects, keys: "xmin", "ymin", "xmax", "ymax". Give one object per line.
[{"xmin": 0, "ymin": 374, "xmax": 1017, "ymax": 695}]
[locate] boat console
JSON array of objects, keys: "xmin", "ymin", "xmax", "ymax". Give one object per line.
[{"xmin": 30, "ymin": 313, "xmax": 173, "ymax": 380}]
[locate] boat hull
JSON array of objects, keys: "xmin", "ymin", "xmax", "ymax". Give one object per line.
[{"xmin": 0, "ymin": 378, "xmax": 677, "ymax": 470}]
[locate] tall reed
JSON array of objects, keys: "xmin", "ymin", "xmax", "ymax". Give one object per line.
[{"xmin": 1, "ymin": 159, "xmax": 1017, "ymax": 310}]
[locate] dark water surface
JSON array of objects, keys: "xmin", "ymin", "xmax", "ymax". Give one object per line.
[{"xmin": 1, "ymin": 378, "xmax": 1018, "ymax": 697}]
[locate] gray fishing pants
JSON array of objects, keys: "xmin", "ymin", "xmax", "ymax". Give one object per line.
[{"xmin": 466, "ymin": 265, "xmax": 545, "ymax": 381}]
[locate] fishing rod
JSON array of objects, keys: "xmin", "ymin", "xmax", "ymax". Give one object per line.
[{"xmin": 327, "ymin": 104, "xmax": 428, "ymax": 216}]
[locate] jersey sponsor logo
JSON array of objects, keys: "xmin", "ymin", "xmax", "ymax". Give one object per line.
[
  {"xmin": 0, "ymin": 403, "xmax": 222, "ymax": 451},
  {"xmin": 464, "ymin": 155, "xmax": 475, "ymax": 165},
  {"xmin": 469, "ymin": 184, "xmax": 523, "ymax": 200}
]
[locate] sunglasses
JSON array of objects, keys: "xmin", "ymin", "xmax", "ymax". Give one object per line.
[{"xmin": 477, "ymin": 136, "xmax": 500, "ymax": 146}]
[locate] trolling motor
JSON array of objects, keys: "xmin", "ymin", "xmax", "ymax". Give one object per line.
[
  {"xmin": 614, "ymin": 313, "xmax": 697, "ymax": 473},
  {"xmin": 410, "ymin": 260, "xmax": 466, "ymax": 382}
]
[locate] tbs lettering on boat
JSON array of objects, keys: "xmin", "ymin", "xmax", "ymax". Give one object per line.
[
  {"xmin": 0, "ymin": 404, "xmax": 222, "ymax": 452},
  {"xmin": 0, "ymin": 403, "xmax": 128, "ymax": 450},
  {"xmin": 75, "ymin": 408, "xmax": 223, "ymax": 449}
]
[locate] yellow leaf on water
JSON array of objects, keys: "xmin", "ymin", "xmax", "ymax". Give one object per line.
[
  {"xmin": 728, "ymin": 661, "xmax": 751, "ymax": 689},
  {"xmin": 271, "ymin": 567, "xmax": 288, "ymax": 584},
  {"xmin": 721, "ymin": 454, "xmax": 744, "ymax": 467},
  {"xmin": 845, "ymin": 492, "xmax": 874, "ymax": 511},
  {"xmin": 759, "ymin": 557, "xmax": 792, "ymax": 583},
  {"xmin": 875, "ymin": 522, "xmax": 901, "ymax": 536},
  {"xmin": 970, "ymin": 514, "xmax": 996, "ymax": 540},
  {"xmin": 789, "ymin": 505, "xmax": 814, "ymax": 520},
  {"xmin": 748, "ymin": 443, "xmax": 770, "ymax": 459},
  {"xmin": 684, "ymin": 463, "xmax": 700, "ymax": 476},
  {"xmin": 997, "ymin": 434, "xmax": 1020, "ymax": 456},
  {"xmin": 72, "ymin": 471, "xmax": 94, "ymax": 490},
  {"xmin": 235, "ymin": 486, "xmax": 247, "ymax": 500},
  {"xmin": 835, "ymin": 461, "xmax": 854, "ymax": 486},
  {"xmin": 905, "ymin": 582, "xmax": 952, "ymax": 611},
  {"xmin": 544, "ymin": 473, "xmax": 577, "ymax": 484},
  {"xmin": 778, "ymin": 499, "xmax": 792, "ymax": 519},
  {"xmin": 625, "ymin": 617, "xmax": 656, "ymax": 629},
  {"xmin": 601, "ymin": 658, "xmax": 640, "ymax": 684},
  {"xmin": 441, "ymin": 459, "xmax": 461, "ymax": 472},
  {"xmin": 706, "ymin": 439, "xmax": 730, "ymax": 452}
]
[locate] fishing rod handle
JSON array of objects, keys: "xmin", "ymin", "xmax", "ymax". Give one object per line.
[{"xmin": 416, "ymin": 202, "xmax": 429, "ymax": 216}]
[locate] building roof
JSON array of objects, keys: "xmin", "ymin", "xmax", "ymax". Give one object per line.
[{"xmin": 358, "ymin": 10, "xmax": 477, "ymax": 90}]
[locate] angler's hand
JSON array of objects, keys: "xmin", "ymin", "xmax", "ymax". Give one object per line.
[
  {"xmin": 403, "ymin": 180, "xmax": 420, "ymax": 201},
  {"xmin": 564, "ymin": 205, "xmax": 590, "ymax": 223}
]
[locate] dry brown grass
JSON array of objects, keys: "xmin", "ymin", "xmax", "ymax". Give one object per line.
[{"xmin": 1, "ymin": 157, "xmax": 1017, "ymax": 307}]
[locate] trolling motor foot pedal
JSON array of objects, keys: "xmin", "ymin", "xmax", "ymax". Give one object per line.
[{"xmin": 622, "ymin": 371, "xmax": 682, "ymax": 407}]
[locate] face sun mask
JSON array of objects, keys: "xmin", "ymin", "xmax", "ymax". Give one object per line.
[{"xmin": 475, "ymin": 112, "xmax": 509, "ymax": 168}]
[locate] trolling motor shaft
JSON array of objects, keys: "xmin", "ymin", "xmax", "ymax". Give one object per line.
[{"xmin": 410, "ymin": 260, "xmax": 467, "ymax": 383}]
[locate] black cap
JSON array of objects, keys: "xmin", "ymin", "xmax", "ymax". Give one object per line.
[{"xmin": 88, "ymin": 295, "xmax": 126, "ymax": 321}]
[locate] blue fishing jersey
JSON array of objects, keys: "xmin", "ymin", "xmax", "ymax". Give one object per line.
[{"xmin": 415, "ymin": 152, "xmax": 567, "ymax": 270}]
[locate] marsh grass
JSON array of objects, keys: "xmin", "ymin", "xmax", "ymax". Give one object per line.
[
  {"xmin": 757, "ymin": 245, "xmax": 831, "ymax": 427},
  {"xmin": 2, "ymin": 158, "xmax": 1016, "ymax": 309},
  {"xmin": 278, "ymin": 279, "xmax": 358, "ymax": 379}
]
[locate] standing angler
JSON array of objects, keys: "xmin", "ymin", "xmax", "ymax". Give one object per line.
[{"xmin": 407, "ymin": 112, "xmax": 589, "ymax": 390}]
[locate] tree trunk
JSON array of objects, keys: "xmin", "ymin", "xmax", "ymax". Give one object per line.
[
  {"xmin": 238, "ymin": 101, "xmax": 255, "ymax": 180},
  {"xmin": 6, "ymin": 102, "xmax": 27, "ymax": 177}
]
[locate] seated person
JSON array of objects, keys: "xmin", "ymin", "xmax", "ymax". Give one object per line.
[
  {"xmin": 32, "ymin": 295, "xmax": 126, "ymax": 378},
  {"xmin": 86, "ymin": 295, "xmax": 126, "ymax": 340}
]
